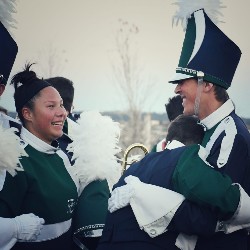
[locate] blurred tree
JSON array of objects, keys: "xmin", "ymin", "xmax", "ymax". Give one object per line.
[
  {"xmin": 34, "ymin": 42, "xmax": 68, "ymax": 78},
  {"xmin": 110, "ymin": 19, "xmax": 155, "ymax": 150}
]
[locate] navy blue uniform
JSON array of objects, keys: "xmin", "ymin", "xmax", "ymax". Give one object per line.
[{"xmin": 98, "ymin": 147, "xmax": 218, "ymax": 250}]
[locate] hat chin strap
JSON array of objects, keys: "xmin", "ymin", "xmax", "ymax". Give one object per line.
[{"xmin": 193, "ymin": 76, "xmax": 204, "ymax": 117}]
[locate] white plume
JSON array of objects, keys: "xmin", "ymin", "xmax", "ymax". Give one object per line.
[
  {"xmin": 0, "ymin": 125, "xmax": 27, "ymax": 176},
  {"xmin": 172, "ymin": 0, "xmax": 226, "ymax": 30},
  {"xmin": 0, "ymin": 0, "xmax": 17, "ymax": 31},
  {"xmin": 67, "ymin": 111, "xmax": 122, "ymax": 191}
]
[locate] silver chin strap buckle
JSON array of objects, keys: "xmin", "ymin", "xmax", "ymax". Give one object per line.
[{"xmin": 194, "ymin": 71, "xmax": 204, "ymax": 116}]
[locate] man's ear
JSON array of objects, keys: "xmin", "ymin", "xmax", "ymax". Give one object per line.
[
  {"xmin": 0, "ymin": 84, "xmax": 5, "ymax": 96},
  {"xmin": 203, "ymin": 82, "xmax": 214, "ymax": 93},
  {"xmin": 22, "ymin": 107, "xmax": 33, "ymax": 121}
]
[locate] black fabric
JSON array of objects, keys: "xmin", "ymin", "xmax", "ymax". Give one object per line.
[
  {"xmin": 15, "ymin": 79, "xmax": 51, "ymax": 111},
  {"xmin": 12, "ymin": 227, "xmax": 74, "ymax": 250},
  {"xmin": 9, "ymin": 120, "xmax": 21, "ymax": 136},
  {"xmin": 73, "ymin": 236, "xmax": 101, "ymax": 250},
  {"xmin": 0, "ymin": 21, "xmax": 18, "ymax": 85}
]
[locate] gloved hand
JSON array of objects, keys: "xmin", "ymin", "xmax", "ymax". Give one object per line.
[
  {"xmin": 108, "ymin": 175, "xmax": 139, "ymax": 213},
  {"xmin": 13, "ymin": 213, "xmax": 45, "ymax": 241},
  {"xmin": 220, "ymin": 184, "xmax": 250, "ymax": 234}
]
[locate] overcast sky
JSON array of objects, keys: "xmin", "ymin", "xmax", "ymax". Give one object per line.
[{"xmin": 1, "ymin": 0, "xmax": 250, "ymax": 117}]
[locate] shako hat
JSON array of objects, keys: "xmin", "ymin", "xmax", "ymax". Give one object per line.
[
  {"xmin": 0, "ymin": 1, "xmax": 18, "ymax": 85},
  {"xmin": 169, "ymin": 1, "xmax": 241, "ymax": 89}
]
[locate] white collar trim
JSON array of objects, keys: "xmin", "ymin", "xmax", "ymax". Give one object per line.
[
  {"xmin": 21, "ymin": 127, "xmax": 59, "ymax": 154},
  {"xmin": 166, "ymin": 140, "xmax": 185, "ymax": 150},
  {"xmin": 200, "ymin": 99, "xmax": 234, "ymax": 130}
]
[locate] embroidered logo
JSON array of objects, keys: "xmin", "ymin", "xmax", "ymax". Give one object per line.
[{"xmin": 67, "ymin": 198, "xmax": 77, "ymax": 214}]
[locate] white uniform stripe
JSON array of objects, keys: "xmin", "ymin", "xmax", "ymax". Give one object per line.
[{"xmin": 189, "ymin": 10, "xmax": 205, "ymax": 63}]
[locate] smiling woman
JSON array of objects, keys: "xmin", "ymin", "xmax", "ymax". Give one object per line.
[
  {"xmin": 11, "ymin": 64, "xmax": 67, "ymax": 144},
  {"xmin": 0, "ymin": 63, "xmax": 79, "ymax": 249}
]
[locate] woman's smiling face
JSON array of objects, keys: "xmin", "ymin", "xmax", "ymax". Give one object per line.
[{"xmin": 24, "ymin": 86, "xmax": 67, "ymax": 144}]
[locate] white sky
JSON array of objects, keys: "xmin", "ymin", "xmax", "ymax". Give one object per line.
[{"xmin": 1, "ymin": 0, "xmax": 250, "ymax": 117}]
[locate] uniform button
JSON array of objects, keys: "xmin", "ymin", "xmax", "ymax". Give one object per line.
[
  {"xmin": 150, "ymin": 229, "xmax": 156, "ymax": 235},
  {"xmin": 218, "ymin": 221, "xmax": 224, "ymax": 231}
]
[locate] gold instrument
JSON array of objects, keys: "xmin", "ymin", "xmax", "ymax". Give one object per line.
[{"xmin": 121, "ymin": 143, "xmax": 149, "ymax": 174}]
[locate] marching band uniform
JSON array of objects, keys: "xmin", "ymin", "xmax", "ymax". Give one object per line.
[
  {"xmin": 0, "ymin": 127, "xmax": 79, "ymax": 249},
  {"xmin": 0, "ymin": 3, "xmax": 46, "ymax": 249},
  {"xmin": 123, "ymin": 5, "xmax": 250, "ymax": 250},
  {"xmin": 67, "ymin": 111, "xmax": 122, "ymax": 250},
  {"xmin": 167, "ymin": 4, "xmax": 250, "ymax": 249},
  {"xmin": 100, "ymin": 3, "xmax": 250, "ymax": 249}
]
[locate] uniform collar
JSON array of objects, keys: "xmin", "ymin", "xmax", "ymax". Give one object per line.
[
  {"xmin": 21, "ymin": 127, "xmax": 60, "ymax": 154},
  {"xmin": 199, "ymin": 99, "xmax": 235, "ymax": 130},
  {"xmin": 166, "ymin": 140, "xmax": 185, "ymax": 150}
]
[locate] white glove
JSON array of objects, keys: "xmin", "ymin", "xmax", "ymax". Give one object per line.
[
  {"xmin": 108, "ymin": 176, "xmax": 137, "ymax": 213},
  {"xmin": 13, "ymin": 213, "xmax": 45, "ymax": 241},
  {"xmin": 221, "ymin": 184, "xmax": 250, "ymax": 234}
]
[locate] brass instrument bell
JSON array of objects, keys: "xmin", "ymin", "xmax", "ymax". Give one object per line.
[{"xmin": 121, "ymin": 143, "xmax": 149, "ymax": 174}]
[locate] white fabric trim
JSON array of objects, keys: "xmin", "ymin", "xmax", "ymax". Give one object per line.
[
  {"xmin": 20, "ymin": 127, "xmax": 60, "ymax": 154},
  {"xmin": 222, "ymin": 184, "xmax": 250, "ymax": 234},
  {"xmin": 175, "ymin": 233, "xmax": 198, "ymax": 250},
  {"xmin": 74, "ymin": 228, "xmax": 103, "ymax": 237},
  {"xmin": 217, "ymin": 117, "xmax": 237, "ymax": 167},
  {"xmin": 0, "ymin": 217, "xmax": 17, "ymax": 250},
  {"xmin": 56, "ymin": 150, "xmax": 80, "ymax": 194},
  {"xmin": 166, "ymin": 140, "xmax": 185, "ymax": 150},
  {"xmin": 128, "ymin": 180, "xmax": 185, "ymax": 237},
  {"xmin": 197, "ymin": 145, "xmax": 213, "ymax": 168},
  {"xmin": 19, "ymin": 219, "xmax": 72, "ymax": 242},
  {"xmin": 200, "ymin": 99, "xmax": 234, "ymax": 130},
  {"xmin": 205, "ymin": 116, "xmax": 237, "ymax": 168},
  {"xmin": 189, "ymin": 10, "xmax": 205, "ymax": 63},
  {"xmin": 0, "ymin": 169, "xmax": 6, "ymax": 191},
  {"xmin": 0, "ymin": 113, "xmax": 21, "ymax": 129},
  {"xmin": 169, "ymin": 72, "xmax": 194, "ymax": 83}
]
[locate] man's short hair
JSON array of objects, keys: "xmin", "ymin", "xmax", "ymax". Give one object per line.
[
  {"xmin": 165, "ymin": 95, "xmax": 184, "ymax": 121},
  {"xmin": 45, "ymin": 77, "xmax": 74, "ymax": 113},
  {"xmin": 213, "ymin": 84, "xmax": 229, "ymax": 103},
  {"xmin": 166, "ymin": 115, "xmax": 204, "ymax": 145}
]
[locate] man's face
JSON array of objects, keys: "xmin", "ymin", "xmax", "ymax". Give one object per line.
[{"xmin": 174, "ymin": 78, "xmax": 198, "ymax": 116}]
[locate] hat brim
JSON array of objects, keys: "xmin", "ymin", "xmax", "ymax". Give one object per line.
[{"xmin": 168, "ymin": 72, "xmax": 194, "ymax": 83}]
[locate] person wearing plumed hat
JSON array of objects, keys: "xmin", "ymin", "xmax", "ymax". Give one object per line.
[
  {"xmin": 0, "ymin": 1, "xmax": 47, "ymax": 249},
  {"xmin": 0, "ymin": 1, "xmax": 20, "ymax": 131},
  {"xmin": 104, "ymin": 1, "xmax": 250, "ymax": 250},
  {"xmin": 168, "ymin": 2, "xmax": 250, "ymax": 249}
]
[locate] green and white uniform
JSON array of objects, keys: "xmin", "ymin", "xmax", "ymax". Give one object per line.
[{"xmin": 0, "ymin": 127, "xmax": 78, "ymax": 249}]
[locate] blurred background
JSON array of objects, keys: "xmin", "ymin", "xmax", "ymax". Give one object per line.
[{"xmin": 1, "ymin": 0, "xmax": 249, "ymax": 149}]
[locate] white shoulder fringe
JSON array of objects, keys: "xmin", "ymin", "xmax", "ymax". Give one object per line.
[
  {"xmin": 0, "ymin": 125, "xmax": 27, "ymax": 176},
  {"xmin": 67, "ymin": 111, "xmax": 122, "ymax": 191}
]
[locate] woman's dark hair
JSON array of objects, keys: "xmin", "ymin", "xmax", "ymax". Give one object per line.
[{"xmin": 10, "ymin": 63, "xmax": 51, "ymax": 125}]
